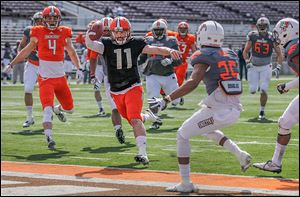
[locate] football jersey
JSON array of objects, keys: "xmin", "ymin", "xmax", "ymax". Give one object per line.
[
  {"xmin": 31, "ymin": 26, "xmax": 72, "ymax": 61},
  {"xmin": 285, "ymin": 38, "xmax": 299, "ymax": 75},
  {"xmin": 101, "ymin": 36, "xmax": 147, "ymax": 92},
  {"xmin": 247, "ymin": 31, "xmax": 274, "ymax": 66},
  {"xmin": 142, "ymin": 35, "xmax": 181, "ymax": 76},
  {"xmin": 24, "ymin": 26, "xmax": 39, "ymax": 65},
  {"xmin": 191, "ymin": 47, "xmax": 240, "ymax": 95},
  {"xmin": 175, "ymin": 33, "xmax": 196, "ymax": 62}
]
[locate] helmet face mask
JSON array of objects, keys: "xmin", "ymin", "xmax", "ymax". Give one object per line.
[
  {"xmin": 178, "ymin": 22, "xmax": 189, "ymax": 37},
  {"xmin": 42, "ymin": 6, "xmax": 61, "ymax": 30},
  {"xmin": 152, "ymin": 28, "xmax": 165, "ymax": 39},
  {"xmin": 256, "ymin": 17, "xmax": 270, "ymax": 34},
  {"xmin": 151, "ymin": 20, "xmax": 167, "ymax": 40}
]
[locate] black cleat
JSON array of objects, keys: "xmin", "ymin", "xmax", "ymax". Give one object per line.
[{"xmin": 115, "ymin": 128, "xmax": 125, "ymax": 144}]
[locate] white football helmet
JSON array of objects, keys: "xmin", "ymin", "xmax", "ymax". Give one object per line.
[
  {"xmin": 196, "ymin": 20, "xmax": 224, "ymax": 48},
  {"xmin": 151, "ymin": 19, "xmax": 167, "ymax": 40},
  {"xmin": 273, "ymin": 18, "xmax": 299, "ymax": 47},
  {"xmin": 256, "ymin": 17, "xmax": 270, "ymax": 34},
  {"xmin": 100, "ymin": 16, "xmax": 113, "ymax": 37}
]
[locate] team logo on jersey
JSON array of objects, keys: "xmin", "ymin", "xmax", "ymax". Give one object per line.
[{"xmin": 198, "ymin": 117, "xmax": 214, "ymax": 129}]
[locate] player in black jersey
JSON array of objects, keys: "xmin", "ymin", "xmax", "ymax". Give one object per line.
[{"xmin": 85, "ymin": 17, "xmax": 181, "ymax": 165}]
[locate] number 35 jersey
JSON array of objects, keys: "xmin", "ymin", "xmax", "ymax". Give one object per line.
[
  {"xmin": 191, "ymin": 47, "xmax": 240, "ymax": 96},
  {"xmin": 101, "ymin": 37, "xmax": 147, "ymax": 92},
  {"xmin": 247, "ymin": 31, "xmax": 274, "ymax": 66}
]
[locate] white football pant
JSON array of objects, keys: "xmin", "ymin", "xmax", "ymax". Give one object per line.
[
  {"xmin": 247, "ymin": 64, "xmax": 272, "ymax": 93},
  {"xmin": 24, "ymin": 61, "xmax": 38, "ymax": 93}
]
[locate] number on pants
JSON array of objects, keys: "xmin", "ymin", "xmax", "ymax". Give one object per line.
[
  {"xmin": 48, "ymin": 40, "xmax": 56, "ymax": 55},
  {"xmin": 114, "ymin": 48, "xmax": 133, "ymax": 69},
  {"xmin": 217, "ymin": 60, "xmax": 239, "ymax": 80}
]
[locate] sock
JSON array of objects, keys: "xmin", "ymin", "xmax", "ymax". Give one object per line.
[
  {"xmin": 44, "ymin": 129, "xmax": 52, "ymax": 139},
  {"xmin": 26, "ymin": 106, "xmax": 33, "ymax": 120},
  {"xmin": 223, "ymin": 139, "xmax": 242, "ymax": 160},
  {"xmin": 143, "ymin": 113, "xmax": 150, "ymax": 122},
  {"xmin": 114, "ymin": 125, "xmax": 121, "ymax": 131},
  {"xmin": 260, "ymin": 106, "xmax": 265, "ymax": 112},
  {"xmin": 272, "ymin": 142, "xmax": 286, "ymax": 166},
  {"xmin": 97, "ymin": 101, "xmax": 103, "ymax": 110},
  {"xmin": 179, "ymin": 164, "xmax": 191, "ymax": 184},
  {"xmin": 136, "ymin": 136, "xmax": 147, "ymax": 156}
]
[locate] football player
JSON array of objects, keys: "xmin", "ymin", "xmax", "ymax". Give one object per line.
[
  {"xmin": 4, "ymin": 6, "xmax": 83, "ymax": 150},
  {"xmin": 139, "ymin": 19, "xmax": 182, "ymax": 129},
  {"xmin": 174, "ymin": 21, "xmax": 197, "ymax": 105},
  {"xmin": 253, "ymin": 18, "xmax": 299, "ymax": 173},
  {"xmin": 85, "ymin": 16, "xmax": 181, "ymax": 165},
  {"xmin": 18, "ymin": 11, "xmax": 43, "ymax": 128},
  {"xmin": 149, "ymin": 21, "xmax": 252, "ymax": 193},
  {"xmin": 243, "ymin": 17, "xmax": 283, "ymax": 120},
  {"xmin": 145, "ymin": 18, "xmax": 176, "ymax": 37}
]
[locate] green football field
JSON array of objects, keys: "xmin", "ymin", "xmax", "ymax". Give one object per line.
[{"xmin": 1, "ymin": 76, "xmax": 299, "ymax": 179}]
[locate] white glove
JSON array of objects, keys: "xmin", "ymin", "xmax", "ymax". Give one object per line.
[
  {"xmin": 272, "ymin": 64, "xmax": 281, "ymax": 79},
  {"xmin": 90, "ymin": 76, "xmax": 101, "ymax": 91},
  {"xmin": 169, "ymin": 49, "xmax": 181, "ymax": 60},
  {"xmin": 3, "ymin": 64, "xmax": 13, "ymax": 74},
  {"xmin": 161, "ymin": 58, "xmax": 173, "ymax": 67},
  {"xmin": 76, "ymin": 68, "xmax": 84, "ymax": 80},
  {"xmin": 148, "ymin": 97, "xmax": 168, "ymax": 111}
]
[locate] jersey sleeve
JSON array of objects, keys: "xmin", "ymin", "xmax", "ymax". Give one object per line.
[
  {"xmin": 30, "ymin": 26, "xmax": 40, "ymax": 38},
  {"xmin": 246, "ymin": 31, "xmax": 255, "ymax": 42},
  {"xmin": 65, "ymin": 27, "xmax": 72, "ymax": 38},
  {"xmin": 90, "ymin": 50, "xmax": 99, "ymax": 59},
  {"xmin": 23, "ymin": 26, "xmax": 31, "ymax": 38},
  {"xmin": 85, "ymin": 31, "xmax": 105, "ymax": 54}
]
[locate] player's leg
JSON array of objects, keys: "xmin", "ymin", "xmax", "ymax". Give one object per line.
[
  {"xmin": 247, "ymin": 65, "xmax": 259, "ymax": 94},
  {"xmin": 38, "ymin": 77, "xmax": 56, "ymax": 149},
  {"xmin": 162, "ymin": 73, "xmax": 181, "ymax": 106},
  {"xmin": 125, "ymin": 86, "xmax": 149, "ymax": 165},
  {"xmin": 94, "ymin": 66, "xmax": 105, "ymax": 116},
  {"xmin": 23, "ymin": 62, "xmax": 38, "ymax": 128},
  {"xmin": 253, "ymin": 95, "xmax": 299, "ymax": 173},
  {"xmin": 258, "ymin": 64, "xmax": 272, "ymax": 119},
  {"xmin": 174, "ymin": 63, "xmax": 188, "ymax": 105},
  {"xmin": 111, "ymin": 93, "xmax": 127, "ymax": 144}
]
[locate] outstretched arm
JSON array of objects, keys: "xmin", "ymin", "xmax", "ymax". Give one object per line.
[{"xmin": 142, "ymin": 45, "xmax": 181, "ymax": 60}]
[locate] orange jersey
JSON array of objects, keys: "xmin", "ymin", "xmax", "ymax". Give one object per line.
[
  {"xmin": 31, "ymin": 26, "xmax": 72, "ymax": 61},
  {"xmin": 90, "ymin": 50, "xmax": 99, "ymax": 59},
  {"xmin": 175, "ymin": 33, "xmax": 196, "ymax": 62},
  {"xmin": 145, "ymin": 30, "xmax": 177, "ymax": 37}
]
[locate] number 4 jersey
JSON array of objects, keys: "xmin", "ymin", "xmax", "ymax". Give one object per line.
[
  {"xmin": 31, "ymin": 26, "xmax": 72, "ymax": 78},
  {"xmin": 191, "ymin": 47, "xmax": 241, "ymax": 96}
]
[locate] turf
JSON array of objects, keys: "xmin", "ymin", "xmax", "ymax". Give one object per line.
[{"xmin": 1, "ymin": 76, "xmax": 298, "ymax": 179}]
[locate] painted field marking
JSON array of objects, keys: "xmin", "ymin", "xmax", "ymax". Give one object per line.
[
  {"xmin": 1, "ymin": 185, "xmax": 118, "ymax": 196},
  {"xmin": 1, "ymin": 180, "xmax": 28, "ymax": 185},
  {"xmin": 70, "ymin": 157, "xmax": 111, "ymax": 161}
]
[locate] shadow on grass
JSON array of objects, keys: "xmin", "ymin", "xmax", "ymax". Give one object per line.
[
  {"xmin": 246, "ymin": 117, "xmax": 277, "ymax": 123},
  {"xmin": 81, "ymin": 113, "xmax": 111, "ymax": 118},
  {"xmin": 147, "ymin": 127, "xmax": 178, "ymax": 134},
  {"xmin": 2, "ymin": 150, "xmax": 70, "ymax": 161},
  {"xmin": 11, "ymin": 129, "xmax": 44, "ymax": 136},
  {"xmin": 81, "ymin": 142, "xmax": 135, "ymax": 154},
  {"xmin": 167, "ymin": 107, "xmax": 193, "ymax": 111},
  {"xmin": 158, "ymin": 114, "xmax": 175, "ymax": 119}
]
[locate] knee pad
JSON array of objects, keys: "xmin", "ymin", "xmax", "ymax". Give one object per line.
[
  {"xmin": 43, "ymin": 106, "xmax": 53, "ymax": 123},
  {"xmin": 278, "ymin": 116, "xmax": 292, "ymax": 135},
  {"xmin": 24, "ymin": 85, "xmax": 34, "ymax": 94},
  {"xmin": 202, "ymin": 130, "xmax": 225, "ymax": 145},
  {"xmin": 177, "ymin": 131, "xmax": 191, "ymax": 158}
]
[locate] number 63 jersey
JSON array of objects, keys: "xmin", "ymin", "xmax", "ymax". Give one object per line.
[
  {"xmin": 191, "ymin": 47, "xmax": 242, "ymax": 97},
  {"xmin": 31, "ymin": 26, "xmax": 72, "ymax": 78}
]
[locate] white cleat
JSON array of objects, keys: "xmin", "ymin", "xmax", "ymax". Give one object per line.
[
  {"xmin": 145, "ymin": 109, "xmax": 162, "ymax": 123},
  {"xmin": 134, "ymin": 154, "xmax": 149, "ymax": 165},
  {"xmin": 239, "ymin": 151, "xmax": 252, "ymax": 172},
  {"xmin": 55, "ymin": 111, "xmax": 67, "ymax": 122},
  {"xmin": 166, "ymin": 182, "xmax": 198, "ymax": 193},
  {"xmin": 253, "ymin": 160, "xmax": 282, "ymax": 173},
  {"xmin": 97, "ymin": 108, "xmax": 106, "ymax": 117},
  {"xmin": 23, "ymin": 118, "xmax": 35, "ymax": 128}
]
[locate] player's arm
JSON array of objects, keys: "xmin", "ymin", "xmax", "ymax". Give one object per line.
[
  {"xmin": 167, "ymin": 63, "xmax": 208, "ymax": 101},
  {"xmin": 10, "ymin": 37, "xmax": 37, "ymax": 66},
  {"xmin": 191, "ymin": 43, "xmax": 197, "ymax": 53},
  {"xmin": 65, "ymin": 37, "xmax": 81, "ymax": 70},
  {"xmin": 18, "ymin": 35, "xmax": 28, "ymax": 52},
  {"xmin": 85, "ymin": 31, "xmax": 104, "ymax": 54},
  {"xmin": 273, "ymin": 43, "xmax": 283, "ymax": 65},
  {"xmin": 243, "ymin": 40, "xmax": 252, "ymax": 64},
  {"xmin": 89, "ymin": 50, "xmax": 99, "ymax": 77},
  {"xmin": 142, "ymin": 45, "xmax": 181, "ymax": 60}
]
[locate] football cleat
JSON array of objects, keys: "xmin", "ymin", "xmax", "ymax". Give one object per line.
[
  {"xmin": 23, "ymin": 118, "xmax": 35, "ymax": 128},
  {"xmin": 239, "ymin": 151, "xmax": 252, "ymax": 172},
  {"xmin": 46, "ymin": 137, "xmax": 56, "ymax": 150},
  {"xmin": 97, "ymin": 108, "xmax": 106, "ymax": 117},
  {"xmin": 115, "ymin": 128, "xmax": 125, "ymax": 144},
  {"xmin": 258, "ymin": 111, "xmax": 265, "ymax": 120},
  {"xmin": 145, "ymin": 109, "xmax": 162, "ymax": 123},
  {"xmin": 253, "ymin": 160, "xmax": 282, "ymax": 173},
  {"xmin": 134, "ymin": 154, "xmax": 149, "ymax": 165},
  {"xmin": 54, "ymin": 111, "xmax": 66, "ymax": 122},
  {"xmin": 179, "ymin": 97, "xmax": 184, "ymax": 106},
  {"xmin": 166, "ymin": 182, "xmax": 198, "ymax": 193},
  {"xmin": 149, "ymin": 121, "xmax": 162, "ymax": 130}
]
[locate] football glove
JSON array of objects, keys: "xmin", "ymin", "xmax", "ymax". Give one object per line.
[
  {"xmin": 148, "ymin": 97, "xmax": 168, "ymax": 111},
  {"xmin": 161, "ymin": 58, "xmax": 173, "ymax": 67},
  {"xmin": 76, "ymin": 68, "xmax": 84, "ymax": 81},
  {"xmin": 277, "ymin": 83, "xmax": 288, "ymax": 94},
  {"xmin": 3, "ymin": 64, "xmax": 13, "ymax": 74},
  {"xmin": 90, "ymin": 75, "xmax": 101, "ymax": 91},
  {"xmin": 272, "ymin": 64, "xmax": 281, "ymax": 79}
]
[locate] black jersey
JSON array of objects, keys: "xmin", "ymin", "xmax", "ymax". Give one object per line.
[
  {"xmin": 24, "ymin": 26, "xmax": 39, "ymax": 62},
  {"xmin": 101, "ymin": 37, "xmax": 147, "ymax": 92}
]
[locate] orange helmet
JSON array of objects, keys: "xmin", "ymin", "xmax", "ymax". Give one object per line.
[
  {"xmin": 100, "ymin": 16, "xmax": 113, "ymax": 37},
  {"xmin": 110, "ymin": 17, "xmax": 132, "ymax": 45},
  {"xmin": 178, "ymin": 21, "xmax": 189, "ymax": 37},
  {"xmin": 42, "ymin": 6, "xmax": 61, "ymax": 30}
]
